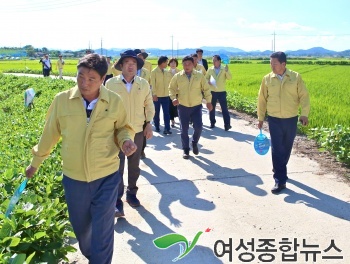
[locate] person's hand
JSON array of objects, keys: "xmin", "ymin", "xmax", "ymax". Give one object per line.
[
  {"xmin": 258, "ymin": 121, "xmax": 263, "ymax": 129},
  {"xmin": 299, "ymin": 116, "xmax": 309, "ymax": 126},
  {"xmin": 122, "ymin": 140, "xmax": 137, "ymax": 156},
  {"xmin": 143, "ymin": 123, "xmax": 153, "ymax": 140},
  {"xmin": 225, "ymin": 65, "xmax": 228, "ymax": 72},
  {"xmin": 26, "ymin": 165, "xmax": 37, "ymax": 179},
  {"xmin": 153, "ymin": 95, "xmax": 158, "ymax": 101},
  {"xmin": 206, "ymin": 103, "xmax": 213, "ymax": 111},
  {"xmin": 172, "ymin": 99, "xmax": 179, "ymax": 106}
]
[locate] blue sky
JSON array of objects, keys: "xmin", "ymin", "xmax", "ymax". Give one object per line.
[{"xmin": 0, "ymin": 0, "xmax": 349, "ymax": 52}]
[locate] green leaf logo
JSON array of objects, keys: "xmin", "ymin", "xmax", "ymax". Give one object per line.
[{"xmin": 153, "ymin": 228, "xmax": 212, "ymax": 262}]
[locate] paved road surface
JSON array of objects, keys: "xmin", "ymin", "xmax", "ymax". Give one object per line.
[{"xmin": 67, "ymin": 106, "xmax": 350, "ymax": 264}]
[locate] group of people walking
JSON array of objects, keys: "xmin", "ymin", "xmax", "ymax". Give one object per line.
[
  {"xmin": 39, "ymin": 53, "xmax": 65, "ymax": 78},
  {"xmin": 25, "ymin": 49, "xmax": 309, "ymax": 263}
]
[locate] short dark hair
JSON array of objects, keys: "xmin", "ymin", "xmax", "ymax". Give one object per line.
[
  {"xmin": 196, "ymin": 49, "xmax": 203, "ymax": 53},
  {"xmin": 213, "ymin": 55, "xmax": 221, "ymax": 61},
  {"xmin": 191, "ymin": 53, "xmax": 198, "ymax": 58},
  {"xmin": 182, "ymin": 56, "xmax": 194, "ymax": 64},
  {"xmin": 158, "ymin": 56, "xmax": 168, "ymax": 65},
  {"xmin": 270, "ymin": 51, "xmax": 287, "ymax": 64},
  {"xmin": 168, "ymin": 58, "xmax": 178, "ymax": 67},
  {"xmin": 77, "ymin": 54, "xmax": 108, "ymax": 78}
]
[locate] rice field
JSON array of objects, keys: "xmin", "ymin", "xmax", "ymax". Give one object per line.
[{"xmin": 1, "ymin": 59, "xmax": 349, "ymax": 129}]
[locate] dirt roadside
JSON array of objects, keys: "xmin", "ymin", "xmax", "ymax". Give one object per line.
[{"xmin": 229, "ymin": 108, "xmax": 350, "ymax": 183}]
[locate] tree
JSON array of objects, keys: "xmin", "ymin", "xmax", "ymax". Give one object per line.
[
  {"xmin": 25, "ymin": 45, "xmax": 35, "ymax": 57},
  {"xmin": 42, "ymin": 47, "xmax": 49, "ymax": 54}
]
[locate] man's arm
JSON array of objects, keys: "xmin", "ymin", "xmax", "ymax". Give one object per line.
[
  {"xmin": 26, "ymin": 97, "xmax": 61, "ymax": 177},
  {"xmin": 257, "ymin": 77, "xmax": 268, "ymax": 127}
]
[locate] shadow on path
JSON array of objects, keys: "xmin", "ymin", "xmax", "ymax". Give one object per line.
[
  {"xmin": 141, "ymin": 158, "xmax": 215, "ymax": 227},
  {"xmin": 115, "ymin": 207, "xmax": 223, "ymax": 264},
  {"xmin": 192, "ymin": 156, "xmax": 268, "ymax": 197},
  {"xmin": 285, "ymin": 179, "xmax": 350, "ymax": 221}
]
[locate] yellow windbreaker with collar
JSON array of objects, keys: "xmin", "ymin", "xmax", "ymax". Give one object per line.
[
  {"xmin": 141, "ymin": 68, "xmax": 150, "ymax": 83},
  {"xmin": 195, "ymin": 64, "xmax": 207, "ymax": 76},
  {"xmin": 106, "ymin": 75, "xmax": 155, "ymax": 133},
  {"xmin": 106, "ymin": 62, "xmax": 113, "ymax": 75},
  {"xmin": 30, "ymin": 85, "xmax": 135, "ymax": 182},
  {"xmin": 169, "ymin": 70, "xmax": 212, "ymax": 107},
  {"xmin": 257, "ymin": 68, "xmax": 310, "ymax": 121},
  {"xmin": 168, "ymin": 67, "xmax": 180, "ymax": 76},
  {"xmin": 205, "ymin": 65, "xmax": 232, "ymax": 92},
  {"xmin": 150, "ymin": 67, "xmax": 173, "ymax": 97},
  {"xmin": 144, "ymin": 60, "xmax": 153, "ymax": 73},
  {"xmin": 56, "ymin": 59, "xmax": 64, "ymax": 69}
]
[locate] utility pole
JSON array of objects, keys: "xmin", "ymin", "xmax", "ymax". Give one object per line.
[
  {"xmin": 171, "ymin": 35, "xmax": 174, "ymax": 57},
  {"xmin": 177, "ymin": 42, "xmax": 179, "ymax": 58},
  {"xmin": 273, "ymin": 31, "xmax": 276, "ymax": 52},
  {"xmin": 101, "ymin": 38, "xmax": 103, "ymax": 55}
]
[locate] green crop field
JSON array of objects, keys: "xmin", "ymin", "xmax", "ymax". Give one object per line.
[{"xmin": 226, "ymin": 63, "xmax": 350, "ymax": 129}]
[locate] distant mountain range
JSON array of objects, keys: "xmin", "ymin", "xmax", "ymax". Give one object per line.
[{"xmin": 92, "ymin": 46, "xmax": 350, "ymax": 58}]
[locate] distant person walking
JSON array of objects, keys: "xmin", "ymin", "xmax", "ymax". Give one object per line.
[
  {"xmin": 104, "ymin": 56, "xmax": 113, "ymax": 85},
  {"xmin": 191, "ymin": 53, "xmax": 206, "ymax": 75},
  {"xmin": 196, "ymin": 48, "xmax": 208, "ymax": 71},
  {"xmin": 40, "ymin": 54, "xmax": 52, "ymax": 77},
  {"xmin": 168, "ymin": 58, "xmax": 180, "ymax": 127},
  {"xmin": 169, "ymin": 55, "xmax": 213, "ymax": 159},
  {"xmin": 26, "ymin": 54, "xmax": 136, "ymax": 263},
  {"xmin": 134, "ymin": 49, "xmax": 152, "ymax": 73},
  {"xmin": 205, "ymin": 55, "xmax": 232, "ymax": 131},
  {"xmin": 257, "ymin": 51, "xmax": 310, "ymax": 194},
  {"xmin": 56, "ymin": 54, "xmax": 65, "ymax": 79},
  {"xmin": 151, "ymin": 56, "xmax": 173, "ymax": 134}
]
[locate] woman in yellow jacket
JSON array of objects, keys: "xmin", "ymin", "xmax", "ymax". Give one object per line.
[{"xmin": 168, "ymin": 58, "xmax": 180, "ymax": 127}]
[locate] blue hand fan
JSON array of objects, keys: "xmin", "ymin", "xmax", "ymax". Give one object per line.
[
  {"xmin": 5, "ymin": 178, "xmax": 28, "ymax": 218},
  {"xmin": 219, "ymin": 54, "xmax": 230, "ymax": 65},
  {"xmin": 254, "ymin": 129, "xmax": 270, "ymax": 155}
]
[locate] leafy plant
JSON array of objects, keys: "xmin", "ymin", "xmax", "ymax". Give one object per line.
[{"xmin": 0, "ymin": 74, "xmax": 77, "ymax": 263}]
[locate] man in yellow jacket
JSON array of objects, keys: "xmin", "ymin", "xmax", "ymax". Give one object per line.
[
  {"xmin": 151, "ymin": 56, "xmax": 173, "ymax": 134},
  {"xmin": 104, "ymin": 56, "xmax": 114, "ymax": 85},
  {"xmin": 169, "ymin": 55, "xmax": 213, "ymax": 159},
  {"xmin": 56, "ymin": 54, "xmax": 65, "ymax": 79},
  {"xmin": 134, "ymin": 49, "xmax": 152, "ymax": 73},
  {"xmin": 205, "ymin": 55, "xmax": 232, "ymax": 130},
  {"xmin": 192, "ymin": 53, "xmax": 207, "ymax": 75},
  {"xmin": 257, "ymin": 51, "xmax": 310, "ymax": 194},
  {"xmin": 106, "ymin": 50, "xmax": 154, "ymax": 216},
  {"xmin": 25, "ymin": 54, "xmax": 136, "ymax": 263}
]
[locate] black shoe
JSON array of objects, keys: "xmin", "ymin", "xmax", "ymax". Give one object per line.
[
  {"xmin": 163, "ymin": 130, "xmax": 172, "ymax": 135},
  {"xmin": 155, "ymin": 128, "xmax": 160, "ymax": 132},
  {"xmin": 115, "ymin": 199, "xmax": 125, "ymax": 217},
  {"xmin": 140, "ymin": 151, "xmax": 146, "ymax": 159},
  {"xmin": 210, "ymin": 123, "xmax": 215, "ymax": 128},
  {"xmin": 126, "ymin": 193, "xmax": 140, "ymax": 207},
  {"xmin": 191, "ymin": 141, "xmax": 199, "ymax": 155},
  {"xmin": 224, "ymin": 125, "xmax": 232, "ymax": 131},
  {"xmin": 271, "ymin": 183, "xmax": 286, "ymax": 194},
  {"xmin": 183, "ymin": 149, "xmax": 190, "ymax": 159}
]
